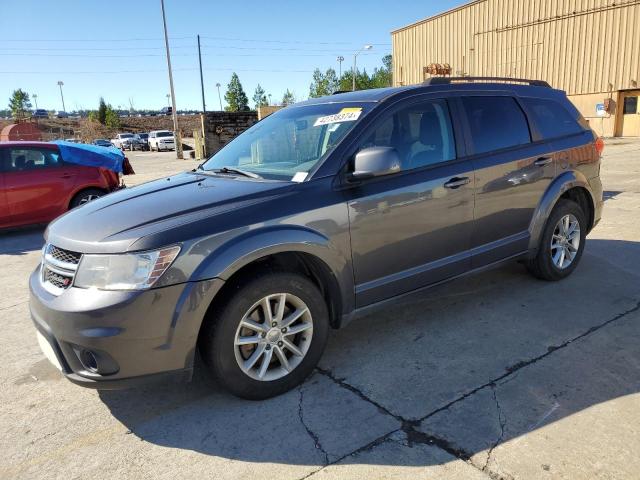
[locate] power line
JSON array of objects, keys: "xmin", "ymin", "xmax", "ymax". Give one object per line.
[
  {"xmin": 0, "ymin": 67, "xmax": 318, "ymax": 74},
  {"xmin": 0, "ymin": 52, "xmax": 384, "ymax": 58}
]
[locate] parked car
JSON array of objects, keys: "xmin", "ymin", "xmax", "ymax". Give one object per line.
[
  {"xmin": 148, "ymin": 130, "xmax": 175, "ymax": 151},
  {"xmin": 93, "ymin": 139, "xmax": 114, "ymax": 148},
  {"xmin": 32, "ymin": 109, "xmax": 49, "ymax": 119},
  {"xmin": 30, "ymin": 78, "xmax": 604, "ymax": 400},
  {"xmin": 56, "ymin": 111, "xmax": 69, "ymax": 119},
  {"xmin": 0, "ymin": 141, "xmax": 122, "ymax": 229},
  {"xmin": 125, "ymin": 133, "xmax": 149, "ymax": 151},
  {"xmin": 161, "ymin": 106, "xmax": 173, "ymax": 115},
  {"xmin": 110, "ymin": 133, "xmax": 135, "ymax": 150}
]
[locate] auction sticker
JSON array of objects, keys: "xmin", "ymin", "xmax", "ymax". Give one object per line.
[{"xmin": 314, "ymin": 107, "xmax": 362, "ymax": 127}]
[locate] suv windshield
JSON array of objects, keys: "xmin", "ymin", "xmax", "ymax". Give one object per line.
[
  {"xmin": 157, "ymin": 131, "xmax": 173, "ymax": 138},
  {"xmin": 120, "ymin": 134, "xmax": 134, "ymax": 139},
  {"xmin": 201, "ymin": 103, "xmax": 372, "ymax": 180}
]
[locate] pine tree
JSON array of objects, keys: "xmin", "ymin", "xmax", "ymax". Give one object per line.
[
  {"xmin": 8, "ymin": 89, "xmax": 32, "ymax": 119},
  {"xmin": 281, "ymin": 89, "xmax": 296, "ymax": 106},
  {"xmin": 224, "ymin": 73, "xmax": 249, "ymax": 112},
  {"xmin": 98, "ymin": 97, "xmax": 107, "ymax": 125},
  {"xmin": 252, "ymin": 84, "xmax": 268, "ymax": 109}
]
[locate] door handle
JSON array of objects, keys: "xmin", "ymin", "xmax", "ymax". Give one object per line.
[
  {"xmin": 444, "ymin": 177, "xmax": 470, "ymax": 189},
  {"xmin": 534, "ymin": 156, "xmax": 553, "ymax": 167}
]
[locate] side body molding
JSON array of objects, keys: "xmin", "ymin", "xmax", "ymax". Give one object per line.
[{"xmin": 527, "ymin": 170, "xmax": 596, "ymax": 252}]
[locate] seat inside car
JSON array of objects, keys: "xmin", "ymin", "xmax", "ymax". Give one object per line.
[
  {"xmin": 409, "ymin": 111, "xmax": 444, "ymax": 169},
  {"xmin": 14, "ymin": 155, "xmax": 26, "ymax": 170}
]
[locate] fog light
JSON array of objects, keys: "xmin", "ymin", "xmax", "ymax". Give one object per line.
[{"xmin": 79, "ymin": 349, "xmax": 98, "ymax": 372}]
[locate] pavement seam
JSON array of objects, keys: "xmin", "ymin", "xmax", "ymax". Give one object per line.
[
  {"xmin": 297, "ymin": 381, "xmax": 330, "ymax": 465},
  {"xmin": 482, "ymin": 386, "xmax": 507, "ymax": 476},
  {"xmin": 0, "ymin": 300, "xmax": 29, "ymax": 311},
  {"xmin": 304, "ymin": 298, "xmax": 640, "ymax": 480}
]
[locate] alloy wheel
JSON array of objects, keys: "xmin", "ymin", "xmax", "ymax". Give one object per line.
[
  {"xmin": 79, "ymin": 194, "xmax": 101, "ymax": 205},
  {"xmin": 550, "ymin": 213, "xmax": 580, "ymax": 269},
  {"xmin": 234, "ymin": 293, "xmax": 313, "ymax": 381}
]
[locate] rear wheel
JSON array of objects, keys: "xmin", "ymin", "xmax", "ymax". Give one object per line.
[
  {"xmin": 526, "ymin": 199, "xmax": 587, "ymax": 281},
  {"xmin": 70, "ymin": 188, "xmax": 104, "ymax": 209},
  {"xmin": 199, "ymin": 272, "xmax": 329, "ymax": 400}
]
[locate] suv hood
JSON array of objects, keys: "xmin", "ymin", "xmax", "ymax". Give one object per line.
[{"xmin": 46, "ymin": 172, "xmax": 293, "ymax": 253}]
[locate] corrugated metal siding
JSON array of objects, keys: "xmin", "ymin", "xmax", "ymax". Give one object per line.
[{"xmin": 392, "ymin": 0, "xmax": 640, "ymax": 94}]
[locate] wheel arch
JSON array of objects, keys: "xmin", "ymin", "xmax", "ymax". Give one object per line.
[
  {"xmin": 68, "ymin": 185, "xmax": 108, "ymax": 209},
  {"xmin": 528, "ymin": 170, "xmax": 596, "ymax": 252}
]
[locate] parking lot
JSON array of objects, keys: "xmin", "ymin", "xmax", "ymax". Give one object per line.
[{"xmin": 1, "ymin": 139, "xmax": 639, "ymax": 480}]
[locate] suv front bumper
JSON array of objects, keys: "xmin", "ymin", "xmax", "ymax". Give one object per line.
[{"xmin": 29, "ymin": 267, "xmax": 224, "ymax": 389}]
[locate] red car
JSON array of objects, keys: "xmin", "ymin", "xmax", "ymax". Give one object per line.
[{"xmin": 0, "ymin": 141, "xmax": 121, "ymax": 229}]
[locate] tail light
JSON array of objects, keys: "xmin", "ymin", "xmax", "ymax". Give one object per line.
[{"xmin": 595, "ymin": 137, "xmax": 605, "ymax": 156}]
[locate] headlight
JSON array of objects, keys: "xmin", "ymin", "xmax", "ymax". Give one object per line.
[{"xmin": 74, "ymin": 246, "xmax": 180, "ymax": 290}]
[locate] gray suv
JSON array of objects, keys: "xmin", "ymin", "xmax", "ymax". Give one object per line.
[{"xmin": 30, "ymin": 78, "xmax": 604, "ymax": 399}]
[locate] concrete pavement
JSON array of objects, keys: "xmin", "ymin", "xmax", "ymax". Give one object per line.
[{"xmin": 1, "ymin": 139, "xmax": 639, "ymax": 479}]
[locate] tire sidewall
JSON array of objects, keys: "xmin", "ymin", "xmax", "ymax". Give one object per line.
[
  {"xmin": 540, "ymin": 200, "xmax": 587, "ymax": 279},
  {"xmin": 202, "ymin": 273, "xmax": 329, "ymax": 400}
]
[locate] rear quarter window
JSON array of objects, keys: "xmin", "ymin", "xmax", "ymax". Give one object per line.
[
  {"xmin": 521, "ymin": 97, "xmax": 585, "ymax": 140},
  {"xmin": 462, "ymin": 96, "xmax": 531, "ymax": 155}
]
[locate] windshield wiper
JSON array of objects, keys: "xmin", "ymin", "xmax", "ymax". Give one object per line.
[{"xmin": 216, "ymin": 166, "xmax": 262, "ymax": 179}]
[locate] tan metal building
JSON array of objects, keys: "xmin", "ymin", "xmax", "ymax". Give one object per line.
[{"xmin": 391, "ymin": 0, "xmax": 640, "ymax": 137}]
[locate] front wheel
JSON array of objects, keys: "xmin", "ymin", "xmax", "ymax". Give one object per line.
[
  {"xmin": 70, "ymin": 188, "xmax": 104, "ymax": 209},
  {"xmin": 199, "ymin": 272, "xmax": 329, "ymax": 400},
  {"xmin": 526, "ymin": 199, "xmax": 587, "ymax": 281}
]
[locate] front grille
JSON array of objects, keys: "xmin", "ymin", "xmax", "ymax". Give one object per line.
[
  {"xmin": 43, "ymin": 267, "xmax": 73, "ymax": 289},
  {"xmin": 49, "ymin": 245, "xmax": 81, "ymax": 265},
  {"xmin": 41, "ymin": 244, "xmax": 81, "ymax": 294}
]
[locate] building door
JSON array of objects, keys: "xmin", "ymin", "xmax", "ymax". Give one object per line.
[{"xmin": 618, "ymin": 91, "xmax": 640, "ymax": 137}]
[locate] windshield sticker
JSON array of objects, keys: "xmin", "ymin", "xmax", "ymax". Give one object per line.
[
  {"xmin": 291, "ymin": 172, "xmax": 308, "ymax": 182},
  {"xmin": 314, "ymin": 107, "xmax": 362, "ymax": 127}
]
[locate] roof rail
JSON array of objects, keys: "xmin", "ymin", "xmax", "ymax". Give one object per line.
[{"xmin": 423, "ymin": 76, "xmax": 551, "ymax": 88}]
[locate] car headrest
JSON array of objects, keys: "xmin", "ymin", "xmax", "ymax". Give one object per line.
[
  {"xmin": 14, "ymin": 155, "xmax": 26, "ymax": 169},
  {"xmin": 419, "ymin": 112, "xmax": 443, "ymax": 148}
]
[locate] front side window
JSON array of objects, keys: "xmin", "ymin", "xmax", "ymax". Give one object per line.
[
  {"xmin": 202, "ymin": 103, "xmax": 373, "ymax": 180},
  {"xmin": 462, "ymin": 96, "xmax": 531, "ymax": 155},
  {"xmin": 359, "ymin": 99, "xmax": 456, "ymax": 170},
  {"xmin": 6, "ymin": 148, "xmax": 62, "ymax": 172},
  {"xmin": 521, "ymin": 97, "xmax": 584, "ymax": 139}
]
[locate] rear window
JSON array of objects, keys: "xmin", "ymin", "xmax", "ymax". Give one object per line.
[
  {"xmin": 521, "ymin": 97, "xmax": 584, "ymax": 139},
  {"xmin": 462, "ymin": 96, "xmax": 531, "ymax": 155}
]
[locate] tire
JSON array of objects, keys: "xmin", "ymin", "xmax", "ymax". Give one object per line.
[
  {"xmin": 199, "ymin": 272, "xmax": 330, "ymax": 400},
  {"xmin": 70, "ymin": 188, "xmax": 105, "ymax": 209},
  {"xmin": 526, "ymin": 199, "xmax": 587, "ymax": 281}
]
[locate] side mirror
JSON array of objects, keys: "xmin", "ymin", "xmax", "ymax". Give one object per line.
[{"xmin": 350, "ymin": 147, "xmax": 401, "ymax": 180}]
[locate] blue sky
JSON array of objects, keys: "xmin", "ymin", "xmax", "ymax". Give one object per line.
[{"xmin": 0, "ymin": 0, "xmax": 465, "ymax": 111}]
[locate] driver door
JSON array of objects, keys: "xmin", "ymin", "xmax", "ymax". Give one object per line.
[{"xmin": 344, "ymin": 98, "xmax": 475, "ymax": 307}]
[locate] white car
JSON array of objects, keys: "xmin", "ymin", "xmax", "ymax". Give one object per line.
[{"xmin": 149, "ymin": 130, "xmax": 176, "ymax": 151}]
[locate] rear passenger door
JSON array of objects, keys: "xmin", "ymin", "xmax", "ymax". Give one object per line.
[{"xmin": 459, "ymin": 95, "xmax": 557, "ymax": 267}]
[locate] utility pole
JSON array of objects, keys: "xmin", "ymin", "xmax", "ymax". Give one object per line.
[
  {"xmin": 352, "ymin": 45, "xmax": 372, "ymax": 91},
  {"xmin": 215, "ymin": 83, "xmax": 222, "ymax": 110},
  {"xmin": 337, "ymin": 56, "xmax": 344, "ymax": 78},
  {"xmin": 268, "ymin": 93, "xmax": 272, "ymax": 106},
  {"xmin": 197, "ymin": 34, "xmax": 206, "ymax": 113},
  {"xmin": 160, "ymin": 0, "xmax": 183, "ymax": 159},
  {"xmin": 57, "ymin": 81, "xmax": 66, "ymax": 112},
  {"xmin": 32, "ymin": 94, "xmax": 38, "ymax": 109}
]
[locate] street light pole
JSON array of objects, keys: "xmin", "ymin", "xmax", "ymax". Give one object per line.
[
  {"xmin": 166, "ymin": 93, "xmax": 170, "ymax": 108},
  {"xmin": 352, "ymin": 45, "xmax": 372, "ymax": 91},
  {"xmin": 32, "ymin": 94, "xmax": 38, "ymax": 109},
  {"xmin": 160, "ymin": 0, "xmax": 183, "ymax": 159},
  {"xmin": 57, "ymin": 81, "xmax": 66, "ymax": 112},
  {"xmin": 337, "ymin": 56, "xmax": 344, "ymax": 78},
  {"xmin": 197, "ymin": 34, "xmax": 206, "ymax": 113},
  {"xmin": 215, "ymin": 83, "xmax": 222, "ymax": 110}
]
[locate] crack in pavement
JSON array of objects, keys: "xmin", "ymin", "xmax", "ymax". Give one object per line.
[
  {"xmin": 297, "ymin": 382, "xmax": 330, "ymax": 465},
  {"xmin": 482, "ymin": 386, "xmax": 507, "ymax": 474},
  {"xmin": 300, "ymin": 298, "xmax": 640, "ymax": 480}
]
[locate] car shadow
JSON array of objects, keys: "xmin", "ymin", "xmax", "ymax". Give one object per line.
[
  {"xmin": 97, "ymin": 239, "xmax": 640, "ymax": 469},
  {"xmin": 0, "ymin": 226, "xmax": 46, "ymax": 255}
]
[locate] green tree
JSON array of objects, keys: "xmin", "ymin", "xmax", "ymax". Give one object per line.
[
  {"xmin": 252, "ymin": 84, "xmax": 268, "ymax": 109},
  {"xmin": 281, "ymin": 89, "xmax": 296, "ymax": 106},
  {"xmin": 104, "ymin": 105, "xmax": 120, "ymax": 129},
  {"xmin": 371, "ymin": 54, "xmax": 393, "ymax": 88},
  {"xmin": 98, "ymin": 97, "xmax": 107, "ymax": 125},
  {"xmin": 87, "ymin": 110, "xmax": 98, "ymax": 122},
  {"xmin": 8, "ymin": 89, "xmax": 32, "ymax": 119},
  {"xmin": 338, "ymin": 69, "xmax": 372, "ymax": 92},
  {"xmin": 224, "ymin": 73, "xmax": 249, "ymax": 111},
  {"xmin": 309, "ymin": 68, "xmax": 340, "ymax": 98}
]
